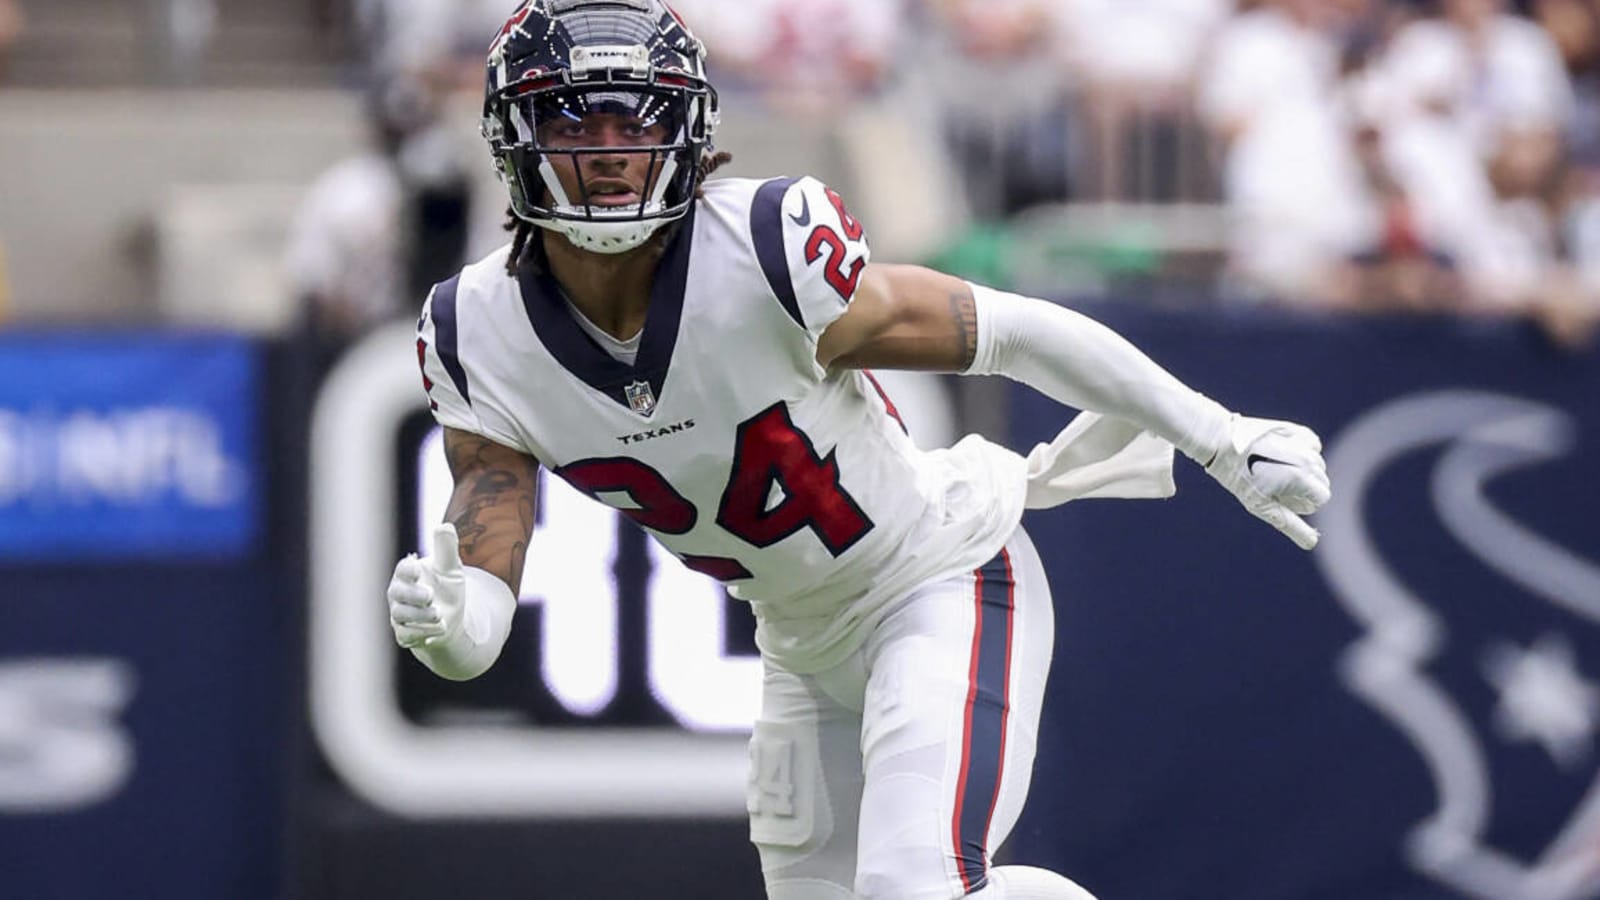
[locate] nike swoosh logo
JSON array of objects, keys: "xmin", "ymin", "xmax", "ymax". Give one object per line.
[
  {"xmin": 1248, "ymin": 453, "xmax": 1292, "ymax": 473},
  {"xmin": 789, "ymin": 193, "xmax": 812, "ymax": 228}
]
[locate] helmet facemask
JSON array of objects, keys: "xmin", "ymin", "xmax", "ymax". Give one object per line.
[{"xmin": 485, "ymin": 79, "xmax": 717, "ymax": 254}]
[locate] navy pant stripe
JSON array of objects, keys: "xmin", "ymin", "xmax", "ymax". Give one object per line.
[{"xmin": 951, "ymin": 548, "xmax": 1016, "ymax": 893}]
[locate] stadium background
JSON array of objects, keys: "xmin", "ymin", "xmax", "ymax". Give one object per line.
[{"xmin": 2, "ymin": 1, "xmax": 1600, "ymax": 898}]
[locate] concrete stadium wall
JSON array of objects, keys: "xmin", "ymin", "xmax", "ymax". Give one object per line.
[
  {"xmin": 0, "ymin": 87, "xmax": 952, "ymax": 329},
  {"xmin": 0, "ymin": 89, "xmax": 368, "ymax": 323}
]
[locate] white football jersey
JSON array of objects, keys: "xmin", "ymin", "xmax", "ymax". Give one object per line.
[{"xmin": 416, "ymin": 176, "xmax": 1028, "ymax": 673}]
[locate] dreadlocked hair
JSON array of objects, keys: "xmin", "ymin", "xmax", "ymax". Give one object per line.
[
  {"xmin": 698, "ymin": 150, "xmax": 734, "ymax": 188},
  {"xmin": 505, "ymin": 210, "xmax": 536, "ymax": 277},
  {"xmin": 503, "ymin": 150, "xmax": 735, "ymax": 276}
]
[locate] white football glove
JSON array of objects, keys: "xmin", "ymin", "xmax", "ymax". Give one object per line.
[
  {"xmin": 387, "ymin": 523, "xmax": 469, "ymax": 649},
  {"xmin": 386, "ymin": 524, "xmax": 517, "ymax": 681},
  {"xmin": 1204, "ymin": 415, "xmax": 1332, "ymax": 550}
]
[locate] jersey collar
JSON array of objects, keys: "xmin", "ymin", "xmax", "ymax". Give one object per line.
[{"xmin": 516, "ymin": 207, "xmax": 695, "ymax": 416}]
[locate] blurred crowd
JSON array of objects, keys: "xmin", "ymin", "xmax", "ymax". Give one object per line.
[
  {"xmin": 1199, "ymin": 0, "xmax": 1600, "ymax": 344},
  {"xmin": 275, "ymin": 0, "xmax": 1600, "ymax": 344}
]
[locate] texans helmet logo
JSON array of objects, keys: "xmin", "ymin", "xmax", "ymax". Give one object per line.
[
  {"xmin": 490, "ymin": 1, "xmax": 535, "ymax": 61},
  {"xmin": 1318, "ymin": 390, "xmax": 1600, "ymax": 900}
]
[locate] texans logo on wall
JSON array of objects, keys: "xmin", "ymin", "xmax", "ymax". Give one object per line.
[
  {"xmin": 1003, "ymin": 312, "xmax": 1600, "ymax": 900},
  {"xmin": 1319, "ymin": 390, "xmax": 1600, "ymax": 900}
]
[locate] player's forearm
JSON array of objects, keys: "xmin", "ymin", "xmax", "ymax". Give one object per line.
[
  {"xmin": 444, "ymin": 495, "xmax": 532, "ymax": 592},
  {"xmin": 964, "ymin": 283, "xmax": 1231, "ymax": 463},
  {"xmin": 442, "ymin": 430, "xmax": 539, "ymax": 592}
]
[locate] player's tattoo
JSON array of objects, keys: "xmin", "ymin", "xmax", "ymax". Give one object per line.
[
  {"xmin": 450, "ymin": 470, "xmax": 517, "ymax": 546},
  {"xmin": 441, "ymin": 428, "xmax": 540, "ymax": 591},
  {"xmin": 950, "ymin": 287, "xmax": 978, "ymax": 371}
]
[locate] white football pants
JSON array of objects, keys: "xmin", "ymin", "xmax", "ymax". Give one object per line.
[{"xmin": 747, "ymin": 527, "xmax": 1055, "ymax": 900}]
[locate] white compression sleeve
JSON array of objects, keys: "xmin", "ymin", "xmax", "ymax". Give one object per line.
[
  {"xmin": 965, "ymin": 283, "xmax": 1232, "ymax": 463},
  {"xmin": 410, "ymin": 566, "xmax": 518, "ymax": 682}
]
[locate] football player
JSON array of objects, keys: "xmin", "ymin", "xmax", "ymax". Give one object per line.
[{"xmin": 387, "ymin": 1, "xmax": 1332, "ymax": 898}]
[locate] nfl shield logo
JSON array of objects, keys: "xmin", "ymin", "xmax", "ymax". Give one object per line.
[{"xmin": 625, "ymin": 380, "xmax": 656, "ymax": 417}]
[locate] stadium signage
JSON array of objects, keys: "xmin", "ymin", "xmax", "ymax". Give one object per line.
[
  {"xmin": 0, "ymin": 657, "xmax": 136, "ymax": 814},
  {"xmin": 1004, "ymin": 309, "xmax": 1600, "ymax": 900},
  {"xmin": 0, "ymin": 334, "xmax": 259, "ymax": 560},
  {"xmin": 1318, "ymin": 390, "xmax": 1600, "ymax": 900}
]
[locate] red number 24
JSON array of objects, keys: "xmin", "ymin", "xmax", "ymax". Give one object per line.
[{"xmin": 556, "ymin": 402, "xmax": 873, "ymax": 581}]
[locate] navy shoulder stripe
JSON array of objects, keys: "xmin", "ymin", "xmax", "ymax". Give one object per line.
[
  {"xmin": 750, "ymin": 177, "xmax": 804, "ymax": 329},
  {"xmin": 431, "ymin": 274, "xmax": 471, "ymax": 407}
]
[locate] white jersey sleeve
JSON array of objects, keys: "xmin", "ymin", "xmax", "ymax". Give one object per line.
[
  {"xmin": 415, "ymin": 275, "xmax": 483, "ymax": 435},
  {"xmin": 748, "ymin": 176, "xmax": 872, "ymax": 342}
]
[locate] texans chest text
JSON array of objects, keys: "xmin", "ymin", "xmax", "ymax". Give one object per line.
[{"xmin": 616, "ymin": 419, "xmax": 697, "ymax": 446}]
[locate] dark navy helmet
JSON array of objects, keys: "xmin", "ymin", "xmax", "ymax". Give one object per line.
[{"xmin": 482, "ymin": 0, "xmax": 720, "ymax": 253}]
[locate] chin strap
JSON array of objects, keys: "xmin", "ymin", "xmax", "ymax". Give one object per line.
[{"xmin": 536, "ymin": 216, "xmax": 668, "ymax": 254}]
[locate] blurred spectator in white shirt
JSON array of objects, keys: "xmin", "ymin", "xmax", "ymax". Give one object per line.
[
  {"xmin": 1356, "ymin": 53, "xmax": 1508, "ymax": 309},
  {"xmin": 1385, "ymin": 0, "xmax": 1574, "ymax": 194},
  {"xmin": 285, "ymin": 73, "xmax": 485, "ymax": 342},
  {"xmin": 285, "ymin": 152, "xmax": 403, "ymax": 339},
  {"xmin": 1198, "ymin": 0, "xmax": 1377, "ymax": 302},
  {"xmin": 669, "ymin": 0, "xmax": 906, "ymax": 109},
  {"xmin": 1375, "ymin": 0, "xmax": 1583, "ymax": 315},
  {"xmin": 1328, "ymin": 96, "xmax": 1467, "ymax": 313}
]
